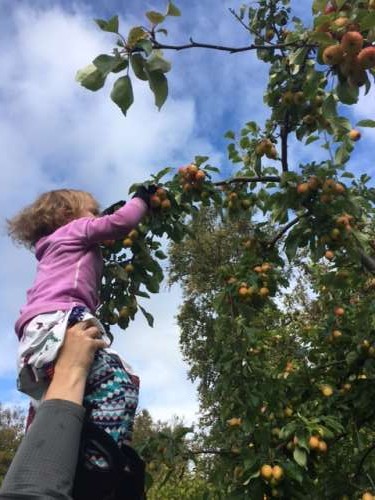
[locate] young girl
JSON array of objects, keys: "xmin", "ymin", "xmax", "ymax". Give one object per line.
[{"xmin": 7, "ymin": 187, "xmax": 153, "ymax": 466}]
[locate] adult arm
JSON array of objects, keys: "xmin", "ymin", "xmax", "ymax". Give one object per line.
[{"xmin": 0, "ymin": 323, "xmax": 106, "ymax": 500}]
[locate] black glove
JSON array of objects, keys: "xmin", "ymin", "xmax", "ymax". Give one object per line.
[
  {"xmin": 132, "ymin": 185, "xmax": 158, "ymax": 208},
  {"xmin": 100, "ymin": 200, "xmax": 126, "ymax": 216}
]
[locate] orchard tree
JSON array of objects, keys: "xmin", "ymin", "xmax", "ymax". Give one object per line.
[
  {"xmin": 0, "ymin": 405, "xmax": 24, "ymax": 485},
  {"xmin": 76, "ymin": 0, "xmax": 375, "ymax": 498},
  {"xmin": 132, "ymin": 410, "xmax": 213, "ymax": 498}
]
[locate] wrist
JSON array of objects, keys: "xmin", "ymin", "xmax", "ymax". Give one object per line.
[{"xmin": 45, "ymin": 367, "xmax": 87, "ymax": 405}]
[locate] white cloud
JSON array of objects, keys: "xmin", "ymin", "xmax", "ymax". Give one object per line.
[{"xmin": 0, "ymin": 2, "xmax": 215, "ymax": 423}]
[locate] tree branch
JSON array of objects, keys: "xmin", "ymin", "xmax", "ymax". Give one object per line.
[
  {"xmin": 228, "ymin": 8, "xmax": 269, "ymax": 44},
  {"xmin": 355, "ymin": 441, "xmax": 375, "ymax": 479},
  {"xmin": 268, "ymin": 211, "xmax": 310, "ymax": 247},
  {"xmin": 214, "ymin": 176, "xmax": 280, "ymax": 187},
  {"xmin": 151, "ymin": 37, "xmax": 315, "ymax": 54},
  {"xmin": 280, "ymin": 112, "xmax": 290, "ymax": 172}
]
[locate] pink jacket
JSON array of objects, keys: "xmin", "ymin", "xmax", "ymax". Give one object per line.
[{"xmin": 15, "ymin": 198, "xmax": 147, "ymax": 338}]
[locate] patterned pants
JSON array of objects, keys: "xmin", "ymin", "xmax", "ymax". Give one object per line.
[{"xmin": 19, "ymin": 306, "xmax": 140, "ymax": 467}]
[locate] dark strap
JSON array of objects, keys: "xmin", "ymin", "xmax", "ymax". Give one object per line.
[{"xmin": 73, "ymin": 422, "xmax": 146, "ymax": 500}]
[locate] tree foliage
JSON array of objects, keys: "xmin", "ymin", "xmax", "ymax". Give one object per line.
[
  {"xmin": 0, "ymin": 405, "xmax": 24, "ymax": 485},
  {"xmin": 78, "ymin": 0, "xmax": 375, "ymax": 497}
]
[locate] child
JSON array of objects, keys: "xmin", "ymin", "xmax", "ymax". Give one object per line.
[{"xmin": 7, "ymin": 187, "xmax": 154, "ymax": 466}]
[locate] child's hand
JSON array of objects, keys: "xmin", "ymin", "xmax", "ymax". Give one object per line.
[{"xmin": 132, "ymin": 184, "xmax": 158, "ymax": 209}]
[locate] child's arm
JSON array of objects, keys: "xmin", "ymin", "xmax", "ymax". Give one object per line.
[{"xmin": 83, "ymin": 197, "xmax": 148, "ymax": 244}]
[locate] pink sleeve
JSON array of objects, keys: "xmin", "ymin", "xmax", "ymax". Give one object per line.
[{"xmin": 83, "ymin": 197, "xmax": 148, "ymax": 244}]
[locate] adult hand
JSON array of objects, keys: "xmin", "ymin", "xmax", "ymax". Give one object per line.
[{"xmin": 45, "ymin": 321, "xmax": 108, "ymax": 405}]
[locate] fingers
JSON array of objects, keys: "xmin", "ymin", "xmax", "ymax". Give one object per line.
[
  {"xmin": 80, "ymin": 318, "xmax": 98, "ymax": 329},
  {"xmin": 93, "ymin": 338, "xmax": 108, "ymax": 350},
  {"xmin": 84, "ymin": 325, "xmax": 102, "ymax": 339}
]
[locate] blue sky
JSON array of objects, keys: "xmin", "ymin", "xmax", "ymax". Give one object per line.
[{"xmin": 0, "ymin": 0, "xmax": 374, "ymax": 425}]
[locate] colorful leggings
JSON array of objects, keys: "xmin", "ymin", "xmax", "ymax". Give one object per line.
[{"xmin": 23, "ymin": 306, "xmax": 139, "ymax": 467}]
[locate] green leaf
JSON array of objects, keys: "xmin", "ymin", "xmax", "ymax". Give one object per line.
[
  {"xmin": 293, "ymin": 448, "xmax": 307, "ymax": 468},
  {"xmin": 145, "ymin": 51, "xmax": 171, "ymax": 73},
  {"xmin": 309, "ymin": 31, "xmax": 335, "ymax": 45},
  {"xmin": 305, "ymin": 135, "xmax": 319, "ymax": 145},
  {"xmin": 94, "ymin": 15, "xmax": 119, "ymax": 33},
  {"xmin": 335, "ymin": 143, "xmax": 350, "ymax": 165},
  {"xmin": 332, "ymin": 116, "xmax": 352, "ymax": 134},
  {"xmin": 131, "ymin": 54, "xmax": 148, "ymax": 81},
  {"xmin": 155, "ymin": 250, "xmax": 168, "ymax": 259},
  {"xmin": 356, "ymin": 119, "xmax": 375, "ymax": 128},
  {"xmin": 134, "ymin": 289, "xmax": 150, "ymax": 298},
  {"xmin": 166, "ymin": 1, "xmax": 181, "ymax": 16},
  {"xmin": 147, "ymin": 70, "xmax": 168, "ymax": 110},
  {"xmin": 225, "ymin": 130, "xmax": 235, "ymax": 140},
  {"xmin": 285, "ymin": 232, "xmax": 299, "ymax": 261},
  {"xmin": 110, "ymin": 76, "xmax": 134, "ymax": 115},
  {"xmin": 139, "ymin": 305, "xmax": 154, "ymax": 327},
  {"xmin": 336, "ymin": 80, "xmax": 359, "ymax": 105},
  {"xmin": 312, "ymin": 0, "xmax": 326, "ymax": 14},
  {"xmin": 146, "ymin": 11, "xmax": 165, "ymax": 25},
  {"xmin": 145, "ymin": 277, "xmax": 160, "ymax": 293},
  {"xmin": 75, "ymin": 64, "xmax": 106, "ymax": 91},
  {"xmin": 127, "ymin": 26, "xmax": 148, "ymax": 48},
  {"xmin": 136, "ymin": 39, "xmax": 153, "ymax": 56},
  {"xmin": 93, "ymin": 54, "xmax": 127, "ymax": 75},
  {"xmin": 157, "ymin": 28, "xmax": 168, "ymax": 36},
  {"xmin": 153, "ymin": 166, "xmax": 172, "ymax": 181},
  {"xmin": 289, "ymin": 47, "xmax": 308, "ymax": 66},
  {"xmin": 360, "ymin": 12, "xmax": 375, "ymax": 31},
  {"xmin": 322, "ymin": 94, "xmax": 337, "ymax": 117}
]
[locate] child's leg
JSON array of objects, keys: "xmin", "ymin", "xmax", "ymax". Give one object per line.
[{"xmin": 83, "ymin": 349, "xmax": 140, "ymax": 468}]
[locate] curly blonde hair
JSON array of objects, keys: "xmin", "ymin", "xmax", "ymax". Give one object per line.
[{"xmin": 7, "ymin": 189, "xmax": 100, "ymax": 248}]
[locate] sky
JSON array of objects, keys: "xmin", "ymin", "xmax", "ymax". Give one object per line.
[{"xmin": 0, "ymin": 0, "xmax": 374, "ymax": 427}]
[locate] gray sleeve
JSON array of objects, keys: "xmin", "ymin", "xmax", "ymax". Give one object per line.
[{"xmin": 0, "ymin": 399, "xmax": 85, "ymax": 500}]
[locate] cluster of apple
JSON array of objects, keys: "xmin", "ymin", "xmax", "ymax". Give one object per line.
[
  {"xmin": 228, "ymin": 262, "xmax": 273, "ymax": 302},
  {"xmin": 308, "ymin": 434, "xmax": 328, "ymax": 454},
  {"xmin": 149, "ymin": 187, "xmax": 171, "ymax": 210},
  {"xmin": 255, "ymin": 138, "xmax": 278, "ymax": 159},
  {"xmin": 279, "ymin": 89, "xmax": 331, "ymax": 132},
  {"xmin": 178, "ymin": 163, "xmax": 206, "ymax": 194},
  {"xmin": 259, "ymin": 463, "xmax": 284, "ymax": 484},
  {"xmin": 223, "ymin": 190, "xmax": 252, "ymax": 211},
  {"xmin": 320, "ymin": 2, "xmax": 375, "ymax": 87},
  {"xmin": 296, "ymin": 175, "xmax": 347, "ymax": 204},
  {"xmin": 122, "ymin": 228, "xmax": 140, "ymax": 248},
  {"xmin": 359, "ymin": 339, "xmax": 375, "ymax": 357},
  {"xmin": 323, "ymin": 212, "xmax": 355, "ymax": 260}
]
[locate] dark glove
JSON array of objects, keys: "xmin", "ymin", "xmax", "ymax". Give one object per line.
[
  {"xmin": 100, "ymin": 200, "xmax": 126, "ymax": 216},
  {"xmin": 132, "ymin": 185, "xmax": 158, "ymax": 208}
]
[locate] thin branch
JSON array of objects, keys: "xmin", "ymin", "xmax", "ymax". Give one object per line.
[
  {"xmin": 280, "ymin": 112, "xmax": 290, "ymax": 172},
  {"xmin": 214, "ymin": 176, "xmax": 281, "ymax": 187},
  {"xmin": 268, "ymin": 211, "xmax": 310, "ymax": 247},
  {"xmin": 151, "ymin": 37, "xmax": 315, "ymax": 54},
  {"xmin": 228, "ymin": 8, "xmax": 253, "ymax": 34},
  {"xmin": 312, "ymin": 359, "xmax": 346, "ymax": 371},
  {"xmin": 355, "ymin": 442, "xmax": 375, "ymax": 479},
  {"xmin": 228, "ymin": 8, "xmax": 269, "ymax": 44},
  {"xmin": 186, "ymin": 448, "xmax": 234, "ymax": 456}
]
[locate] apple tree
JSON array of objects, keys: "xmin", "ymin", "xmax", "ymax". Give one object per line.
[{"xmin": 77, "ymin": 0, "xmax": 375, "ymax": 498}]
